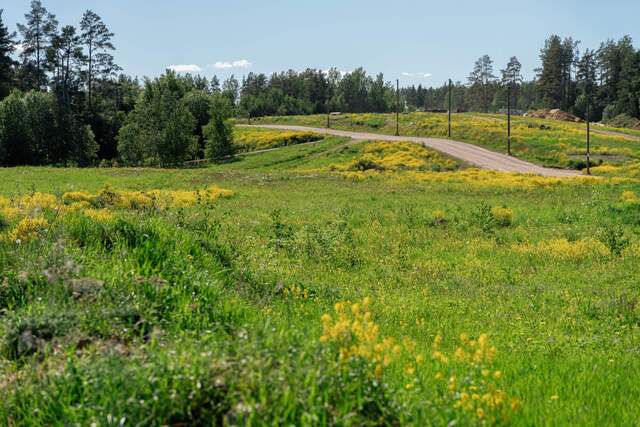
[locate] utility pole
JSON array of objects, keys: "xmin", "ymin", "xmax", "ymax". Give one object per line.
[
  {"xmin": 396, "ymin": 79, "xmax": 400, "ymax": 136},
  {"xmin": 586, "ymin": 86, "xmax": 591, "ymax": 175},
  {"xmin": 448, "ymin": 79, "xmax": 452, "ymax": 138},
  {"xmin": 248, "ymin": 112, "xmax": 251, "ymax": 125},
  {"xmin": 507, "ymin": 84, "xmax": 511, "ymax": 156}
]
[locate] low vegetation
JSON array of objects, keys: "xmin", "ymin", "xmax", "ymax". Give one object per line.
[
  {"xmin": 1, "ymin": 135, "xmax": 639, "ymax": 425},
  {"xmin": 253, "ymin": 112, "xmax": 640, "ymax": 170},
  {"xmin": 233, "ymin": 127, "xmax": 322, "ymax": 153}
]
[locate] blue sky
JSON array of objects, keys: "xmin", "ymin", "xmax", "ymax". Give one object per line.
[{"xmin": 3, "ymin": 0, "xmax": 640, "ymax": 86}]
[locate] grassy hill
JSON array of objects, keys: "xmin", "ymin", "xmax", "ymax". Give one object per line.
[
  {"xmin": 1, "ymin": 136, "xmax": 640, "ymax": 425},
  {"xmin": 249, "ymin": 112, "xmax": 640, "ymax": 171}
]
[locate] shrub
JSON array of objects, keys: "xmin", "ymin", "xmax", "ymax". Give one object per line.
[
  {"xmin": 268, "ymin": 209, "xmax": 295, "ymax": 251},
  {"xmin": 599, "ymin": 225, "xmax": 630, "ymax": 257},
  {"xmin": 471, "ymin": 202, "xmax": 496, "ymax": 233},
  {"xmin": 349, "ymin": 158, "xmax": 385, "ymax": 172},
  {"xmin": 491, "ymin": 207, "xmax": 513, "ymax": 227},
  {"xmin": 7, "ymin": 217, "xmax": 49, "ymax": 243}
]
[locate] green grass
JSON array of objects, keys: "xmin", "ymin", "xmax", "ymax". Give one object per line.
[
  {"xmin": 249, "ymin": 112, "xmax": 640, "ymax": 170},
  {"xmin": 1, "ymin": 137, "xmax": 640, "ymax": 425}
]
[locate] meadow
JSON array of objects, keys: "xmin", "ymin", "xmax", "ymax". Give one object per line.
[
  {"xmin": 1, "ymin": 125, "xmax": 640, "ymax": 425},
  {"xmin": 250, "ymin": 112, "xmax": 640, "ymax": 172}
]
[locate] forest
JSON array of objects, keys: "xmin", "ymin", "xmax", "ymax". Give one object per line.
[{"xmin": 1, "ymin": 1, "xmax": 639, "ymax": 167}]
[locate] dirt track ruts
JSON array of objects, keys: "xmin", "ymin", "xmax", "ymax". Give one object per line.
[{"xmin": 240, "ymin": 124, "xmax": 582, "ymax": 177}]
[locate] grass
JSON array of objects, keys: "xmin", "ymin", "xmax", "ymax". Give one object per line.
[
  {"xmin": 248, "ymin": 112, "xmax": 640, "ymax": 170},
  {"xmin": 1, "ymin": 133, "xmax": 640, "ymax": 425}
]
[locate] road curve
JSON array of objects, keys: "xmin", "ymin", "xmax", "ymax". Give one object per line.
[{"xmin": 239, "ymin": 124, "xmax": 581, "ymax": 177}]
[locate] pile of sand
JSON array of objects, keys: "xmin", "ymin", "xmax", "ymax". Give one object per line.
[{"xmin": 525, "ymin": 109, "xmax": 583, "ymax": 123}]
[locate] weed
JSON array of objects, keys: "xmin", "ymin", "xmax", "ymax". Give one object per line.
[{"xmin": 599, "ymin": 224, "xmax": 630, "ymax": 257}]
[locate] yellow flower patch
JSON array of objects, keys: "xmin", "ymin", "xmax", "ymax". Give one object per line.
[
  {"xmin": 18, "ymin": 192, "xmax": 57, "ymax": 210},
  {"xmin": 61, "ymin": 191, "xmax": 95, "ymax": 205},
  {"xmin": 83, "ymin": 209, "xmax": 114, "ymax": 222},
  {"xmin": 491, "ymin": 207, "xmax": 513, "ymax": 226},
  {"xmin": 512, "ymin": 238, "xmax": 608, "ymax": 260},
  {"xmin": 7, "ymin": 217, "xmax": 49, "ymax": 243}
]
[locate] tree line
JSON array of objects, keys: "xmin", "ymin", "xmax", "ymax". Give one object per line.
[
  {"xmin": 402, "ymin": 35, "xmax": 640, "ymax": 122},
  {"xmin": 1, "ymin": 2, "xmax": 639, "ymax": 167}
]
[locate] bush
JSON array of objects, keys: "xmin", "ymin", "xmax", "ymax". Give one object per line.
[
  {"xmin": 471, "ymin": 202, "xmax": 496, "ymax": 232},
  {"xmin": 491, "ymin": 207, "xmax": 513, "ymax": 227},
  {"xmin": 349, "ymin": 158, "xmax": 385, "ymax": 172},
  {"xmin": 599, "ymin": 225, "xmax": 630, "ymax": 257}
]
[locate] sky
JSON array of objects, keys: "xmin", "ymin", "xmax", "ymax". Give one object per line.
[{"xmin": 3, "ymin": 0, "xmax": 640, "ymax": 87}]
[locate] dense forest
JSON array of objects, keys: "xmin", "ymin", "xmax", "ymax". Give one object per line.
[{"xmin": 1, "ymin": 1, "xmax": 639, "ymax": 167}]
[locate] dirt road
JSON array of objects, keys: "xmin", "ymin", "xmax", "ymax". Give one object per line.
[{"xmin": 240, "ymin": 124, "xmax": 582, "ymax": 177}]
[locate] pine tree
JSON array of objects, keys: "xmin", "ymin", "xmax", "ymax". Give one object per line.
[
  {"xmin": 0, "ymin": 9, "xmax": 17, "ymax": 99},
  {"xmin": 48, "ymin": 25, "xmax": 84, "ymax": 104},
  {"xmin": 204, "ymin": 94, "xmax": 234, "ymax": 160},
  {"xmin": 80, "ymin": 10, "xmax": 119, "ymax": 110},
  {"xmin": 500, "ymin": 57, "xmax": 523, "ymax": 109},
  {"xmin": 468, "ymin": 55, "xmax": 496, "ymax": 112},
  {"xmin": 537, "ymin": 35, "xmax": 565, "ymax": 109},
  {"xmin": 222, "ymin": 75, "xmax": 239, "ymax": 105},
  {"xmin": 17, "ymin": 0, "xmax": 58, "ymax": 90},
  {"xmin": 210, "ymin": 76, "xmax": 221, "ymax": 93}
]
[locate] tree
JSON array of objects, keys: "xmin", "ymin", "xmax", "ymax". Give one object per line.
[
  {"xmin": 182, "ymin": 90, "xmax": 212, "ymax": 156},
  {"xmin": 80, "ymin": 10, "xmax": 118, "ymax": 110},
  {"xmin": 204, "ymin": 94, "xmax": 234, "ymax": 160},
  {"xmin": 116, "ymin": 71, "xmax": 196, "ymax": 166},
  {"xmin": 340, "ymin": 68, "xmax": 369, "ymax": 113},
  {"xmin": 575, "ymin": 49, "xmax": 599, "ymax": 119},
  {"xmin": 48, "ymin": 25, "xmax": 84, "ymax": 104},
  {"xmin": 537, "ymin": 35, "xmax": 565, "ymax": 109},
  {"xmin": 598, "ymin": 36, "xmax": 639, "ymax": 119},
  {"xmin": 222, "ymin": 75, "xmax": 239, "ymax": 106},
  {"xmin": 0, "ymin": 10, "xmax": 17, "ymax": 99},
  {"xmin": 210, "ymin": 75, "xmax": 221, "ymax": 93},
  {"xmin": 500, "ymin": 57, "xmax": 523, "ymax": 109},
  {"xmin": 501, "ymin": 57, "xmax": 522, "ymax": 87},
  {"xmin": 0, "ymin": 90, "xmax": 97, "ymax": 166},
  {"xmin": 560, "ymin": 37, "xmax": 580, "ymax": 110},
  {"xmin": 0, "ymin": 91, "xmax": 30, "ymax": 164},
  {"xmin": 17, "ymin": 0, "xmax": 58, "ymax": 90},
  {"xmin": 468, "ymin": 55, "xmax": 496, "ymax": 112},
  {"xmin": 370, "ymin": 73, "xmax": 389, "ymax": 113}
]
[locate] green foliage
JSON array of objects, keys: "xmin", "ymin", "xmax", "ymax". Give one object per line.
[
  {"xmin": 471, "ymin": 202, "xmax": 496, "ymax": 233},
  {"xmin": 117, "ymin": 71, "xmax": 197, "ymax": 166},
  {"xmin": 599, "ymin": 224, "xmax": 630, "ymax": 257},
  {"xmin": 0, "ymin": 90, "xmax": 98, "ymax": 166},
  {"xmin": 0, "ymin": 10, "xmax": 16, "ymax": 99},
  {"xmin": 204, "ymin": 94, "xmax": 235, "ymax": 160}
]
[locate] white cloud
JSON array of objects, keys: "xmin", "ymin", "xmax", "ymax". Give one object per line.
[
  {"xmin": 401, "ymin": 72, "xmax": 432, "ymax": 78},
  {"xmin": 209, "ymin": 59, "xmax": 253, "ymax": 69},
  {"xmin": 167, "ymin": 64, "xmax": 203, "ymax": 73}
]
